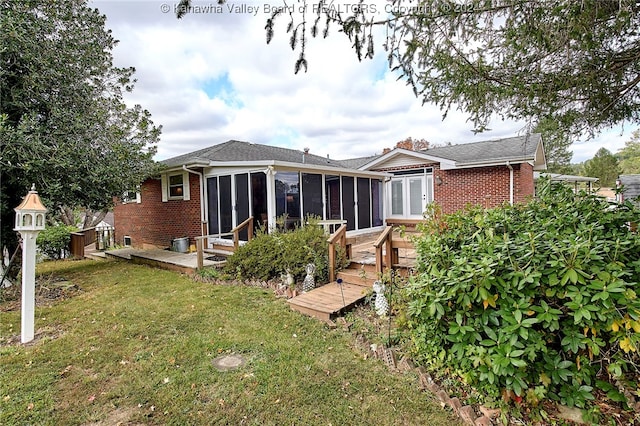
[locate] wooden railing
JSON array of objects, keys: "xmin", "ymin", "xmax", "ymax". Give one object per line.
[
  {"xmin": 233, "ymin": 216, "xmax": 254, "ymax": 250},
  {"xmin": 373, "ymin": 226, "xmax": 416, "ymax": 275},
  {"xmin": 69, "ymin": 227, "xmax": 97, "ymax": 259},
  {"xmin": 373, "ymin": 226, "xmax": 393, "ymax": 275},
  {"xmin": 196, "ymin": 217, "xmax": 253, "ymax": 269},
  {"xmin": 327, "ymin": 224, "xmax": 351, "ymax": 282}
]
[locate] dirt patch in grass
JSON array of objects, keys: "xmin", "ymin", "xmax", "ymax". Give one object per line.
[
  {"xmin": 82, "ymin": 407, "xmax": 144, "ymax": 426},
  {"xmin": 0, "ymin": 324, "xmax": 66, "ymax": 347},
  {"xmin": 0, "ymin": 274, "xmax": 82, "ymax": 312}
]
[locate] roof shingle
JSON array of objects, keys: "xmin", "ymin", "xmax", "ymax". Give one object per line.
[
  {"xmin": 162, "ymin": 140, "xmax": 345, "ymax": 168},
  {"xmin": 423, "ymin": 134, "xmax": 541, "ymax": 164}
]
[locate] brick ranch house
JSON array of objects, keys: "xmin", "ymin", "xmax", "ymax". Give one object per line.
[{"xmin": 114, "ymin": 134, "xmax": 546, "ymax": 249}]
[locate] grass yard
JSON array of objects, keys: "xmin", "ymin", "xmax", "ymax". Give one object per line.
[{"xmin": 0, "ymin": 260, "xmax": 459, "ymax": 425}]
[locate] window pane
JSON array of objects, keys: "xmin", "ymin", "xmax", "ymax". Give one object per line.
[
  {"xmin": 325, "ymin": 175, "xmax": 341, "ymax": 220},
  {"xmin": 219, "ymin": 175, "xmax": 233, "ymax": 234},
  {"xmin": 251, "ymin": 172, "xmax": 268, "ymax": 229},
  {"xmin": 207, "ymin": 177, "xmax": 219, "ymax": 235},
  {"xmin": 169, "ymin": 174, "xmax": 184, "ymax": 197},
  {"xmin": 391, "ymin": 180, "xmax": 403, "ymax": 215},
  {"xmin": 302, "ymin": 173, "xmax": 323, "ymax": 219},
  {"xmin": 357, "ymin": 177, "xmax": 371, "ymax": 229},
  {"xmin": 426, "ymin": 174, "xmax": 433, "ymax": 203},
  {"xmin": 371, "ymin": 179, "xmax": 383, "ymax": 226},
  {"xmin": 409, "ymin": 178, "xmax": 423, "ymax": 215},
  {"xmin": 236, "ymin": 173, "xmax": 249, "ymax": 240},
  {"xmin": 341, "ymin": 176, "xmax": 355, "ymax": 231},
  {"xmin": 169, "ymin": 185, "xmax": 183, "ymax": 197},
  {"xmin": 275, "ymin": 171, "xmax": 300, "ymax": 229}
]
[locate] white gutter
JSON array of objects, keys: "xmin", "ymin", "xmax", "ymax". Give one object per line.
[
  {"xmin": 440, "ymin": 157, "xmax": 535, "ymax": 170},
  {"xmin": 183, "ymin": 165, "xmax": 207, "ymax": 235},
  {"xmin": 506, "ymin": 161, "xmax": 514, "ymax": 205},
  {"xmin": 206, "ymin": 160, "xmax": 390, "ymax": 178}
]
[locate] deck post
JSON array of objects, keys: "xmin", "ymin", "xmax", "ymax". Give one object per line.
[
  {"xmin": 328, "ymin": 241, "xmax": 336, "ymax": 282},
  {"xmin": 196, "ymin": 237, "xmax": 204, "ymax": 270},
  {"xmin": 327, "ymin": 224, "xmax": 347, "ymax": 283},
  {"xmin": 385, "ymin": 237, "xmax": 392, "ymax": 270},
  {"xmin": 373, "ymin": 226, "xmax": 393, "ymax": 275}
]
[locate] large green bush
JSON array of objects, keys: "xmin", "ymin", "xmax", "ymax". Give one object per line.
[
  {"xmin": 405, "ymin": 181, "xmax": 640, "ymax": 409},
  {"xmin": 224, "ymin": 217, "xmax": 331, "ymax": 283},
  {"xmin": 36, "ymin": 224, "xmax": 77, "ymax": 259}
]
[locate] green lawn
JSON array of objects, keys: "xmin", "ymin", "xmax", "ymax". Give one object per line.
[{"xmin": 1, "ymin": 260, "xmax": 459, "ymax": 425}]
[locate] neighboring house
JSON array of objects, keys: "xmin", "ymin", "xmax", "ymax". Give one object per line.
[
  {"xmin": 617, "ymin": 175, "xmax": 640, "ymax": 204},
  {"xmin": 78, "ymin": 211, "xmax": 115, "ymax": 229},
  {"xmin": 114, "ymin": 134, "xmax": 546, "ymax": 249}
]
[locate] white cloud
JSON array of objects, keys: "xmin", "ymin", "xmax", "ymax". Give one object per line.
[{"xmin": 93, "ymin": 0, "xmax": 638, "ymax": 164}]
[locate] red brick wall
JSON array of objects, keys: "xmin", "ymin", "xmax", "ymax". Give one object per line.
[
  {"xmin": 113, "ymin": 173, "xmax": 202, "ymax": 249},
  {"xmin": 515, "ymin": 162, "xmax": 535, "ymax": 204},
  {"xmin": 435, "ymin": 166, "xmax": 511, "ymax": 213}
]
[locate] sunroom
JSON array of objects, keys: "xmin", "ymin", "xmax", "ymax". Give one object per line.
[{"xmin": 202, "ymin": 162, "xmax": 387, "ymax": 239}]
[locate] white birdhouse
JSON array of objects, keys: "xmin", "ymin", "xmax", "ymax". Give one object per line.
[
  {"xmin": 14, "ymin": 184, "xmax": 47, "ymax": 343},
  {"xmin": 14, "ymin": 184, "xmax": 47, "ymax": 232}
]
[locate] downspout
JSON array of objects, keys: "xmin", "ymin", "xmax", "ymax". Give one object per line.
[
  {"xmin": 183, "ymin": 166, "xmax": 207, "ymax": 236},
  {"xmin": 506, "ymin": 161, "xmax": 514, "ymax": 206}
]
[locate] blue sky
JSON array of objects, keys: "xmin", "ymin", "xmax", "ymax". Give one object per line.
[{"xmin": 92, "ymin": 0, "xmax": 636, "ymax": 163}]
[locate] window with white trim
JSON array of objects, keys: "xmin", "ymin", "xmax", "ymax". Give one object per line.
[
  {"xmin": 161, "ymin": 172, "xmax": 191, "ymax": 202},
  {"xmin": 122, "ymin": 187, "xmax": 141, "ymax": 204}
]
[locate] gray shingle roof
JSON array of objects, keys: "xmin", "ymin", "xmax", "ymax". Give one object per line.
[
  {"xmin": 161, "ymin": 134, "xmax": 543, "ymax": 171},
  {"xmin": 338, "ymin": 155, "xmax": 380, "ymax": 170},
  {"xmin": 161, "ymin": 140, "xmax": 345, "ymax": 168},
  {"xmin": 423, "ymin": 133, "xmax": 542, "ymax": 164}
]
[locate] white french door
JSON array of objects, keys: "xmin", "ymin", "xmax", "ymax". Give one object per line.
[{"xmin": 389, "ymin": 173, "xmax": 432, "ymax": 219}]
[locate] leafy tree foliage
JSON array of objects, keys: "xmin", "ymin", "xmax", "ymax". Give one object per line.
[
  {"xmin": 617, "ymin": 129, "xmax": 640, "ymax": 174},
  {"xmin": 533, "ymin": 119, "xmax": 573, "ymax": 173},
  {"xmin": 382, "ymin": 137, "xmax": 434, "ymax": 154},
  {"xmin": 180, "ymin": 0, "xmax": 640, "ymax": 139},
  {"xmin": 36, "ymin": 224, "xmax": 77, "ymax": 260},
  {"xmin": 406, "ymin": 181, "xmax": 640, "ymax": 412},
  {"xmin": 584, "ymin": 147, "xmax": 620, "ymax": 186},
  {"xmin": 0, "ymin": 1, "xmax": 161, "ymax": 253}
]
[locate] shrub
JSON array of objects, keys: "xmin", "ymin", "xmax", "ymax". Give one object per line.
[
  {"xmin": 36, "ymin": 224, "xmax": 77, "ymax": 259},
  {"xmin": 223, "ymin": 216, "xmax": 330, "ymax": 284},
  {"xmin": 405, "ymin": 180, "xmax": 640, "ymax": 409}
]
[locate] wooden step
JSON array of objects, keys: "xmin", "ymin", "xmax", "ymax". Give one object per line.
[
  {"xmin": 347, "ymin": 261, "xmax": 377, "ymax": 273},
  {"xmin": 287, "ymin": 282, "xmax": 370, "ymax": 321},
  {"xmin": 203, "ymin": 248, "xmax": 234, "ymax": 257},
  {"xmin": 336, "ymin": 268, "xmax": 377, "ymax": 287}
]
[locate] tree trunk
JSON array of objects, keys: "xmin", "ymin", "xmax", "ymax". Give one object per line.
[
  {"xmin": 58, "ymin": 206, "xmax": 79, "ymax": 226},
  {"xmin": 83, "ymin": 208, "xmax": 108, "ymax": 229},
  {"xmin": 0, "ymin": 244, "xmax": 21, "ymax": 288}
]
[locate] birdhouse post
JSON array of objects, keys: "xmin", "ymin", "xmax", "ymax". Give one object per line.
[{"xmin": 14, "ymin": 185, "xmax": 47, "ymax": 343}]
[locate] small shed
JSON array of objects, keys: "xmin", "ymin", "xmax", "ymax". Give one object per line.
[
  {"xmin": 534, "ymin": 172, "xmax": 599, "ymax": 193},
  {"xmin": 617, "ymin": 175, "xmax": 640, "ymax": 204}
]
